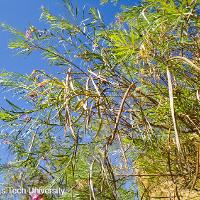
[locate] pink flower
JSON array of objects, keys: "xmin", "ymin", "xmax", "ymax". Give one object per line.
[
  {"xmin": 31, "ymin": 193, "xmax": 44, "ymax": 200},
  {"xmin": 25, "ymin": 29, "xmax": 32, "ymax": 40}
]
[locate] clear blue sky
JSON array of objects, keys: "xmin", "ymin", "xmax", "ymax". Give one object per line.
[{"xmin": 0, "ymin": 0, "xmax": 138, "ymax": 75}]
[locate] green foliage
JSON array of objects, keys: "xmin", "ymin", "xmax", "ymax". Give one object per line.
[
  {"xmin": 1, "ymin": 0, "xmax": 200, "ymax": 199},
  {"xmin": 40, "ymin": 7, "xmax": 77, "ymax": 32},
  {"xmin": 100, "ymin": 0, "xmax": 118, "ymax": 5}
]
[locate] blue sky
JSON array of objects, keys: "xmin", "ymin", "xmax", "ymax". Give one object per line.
[
  {"xmin": 0, "ymin": 0, "xmax": 138, "ymax": 75},
  {"xmin": 0, "ymin": 0, "xmax": 139, "ymax": 109}
]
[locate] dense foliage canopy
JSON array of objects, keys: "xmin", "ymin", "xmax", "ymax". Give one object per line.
[{"xmin": 0, "ymin": 0, "xmax": 200, "ymax": 199}]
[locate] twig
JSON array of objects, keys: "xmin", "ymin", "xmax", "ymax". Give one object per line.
[
  {"xmin": 64, "ymin": 68, "xmax": 76, "ymax": 139},
  {"xmin": 169, "ymin": 56, "xmax": 200, "ymax": 72},
  {"xmin": 187, "ymin": 143, "xmax": 200, "ymax": 199},
  {"xmin": 108, "ymin": 83, "xmax": 135, "ymax": 145}
]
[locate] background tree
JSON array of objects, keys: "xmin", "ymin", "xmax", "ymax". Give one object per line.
[{"xmin": 0, "ymin": 0, "xmax": 200, "ymax": 199}]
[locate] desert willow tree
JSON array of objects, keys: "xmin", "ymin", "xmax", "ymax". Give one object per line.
[{"xmin": 0, "ymin": 0, "xmax": 200, "ymax": 199}]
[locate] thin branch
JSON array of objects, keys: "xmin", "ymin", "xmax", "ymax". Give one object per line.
[
  {"xmin": 108, "ymin": 83, "xmax": 136, "ymax": 145},
  {"xmin": 169, "ymin": 56, "xmax": 200, "ymax": 72}
]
